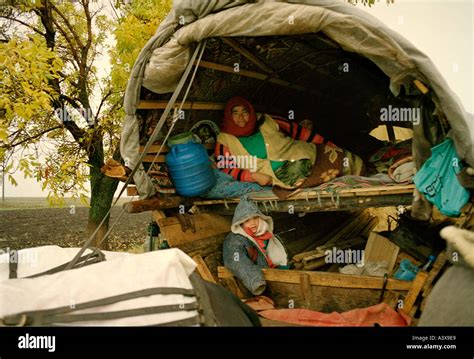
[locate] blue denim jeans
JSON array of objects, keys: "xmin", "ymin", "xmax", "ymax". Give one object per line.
[{"xmin": 222, "ymin": 233, "xmax": 269, "ymax": 295}]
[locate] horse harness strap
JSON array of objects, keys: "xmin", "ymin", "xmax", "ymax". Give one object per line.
[{"xmin": 26, "ymin": 250, "xmax": 106, "ymax": 279}]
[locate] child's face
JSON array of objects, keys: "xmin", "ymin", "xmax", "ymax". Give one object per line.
[{"xmin": 242, "ymin": 216, "xmax": 259, "ymax": 234}]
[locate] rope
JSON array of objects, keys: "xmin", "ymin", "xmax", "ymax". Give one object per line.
[{"xmin": 65, "ymin": 41, "xmax": 207, "ymax": 271}]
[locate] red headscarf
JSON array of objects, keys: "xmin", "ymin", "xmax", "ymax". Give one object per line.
[{"xmin": 221, "ymin": 96, "xmax": 257, "ymax": 137}]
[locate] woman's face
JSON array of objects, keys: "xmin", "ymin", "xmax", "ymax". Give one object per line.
[
  {"xmin": 242, "ymin": 216, "xmax": 259, "ymax": 234},
  {"xmin": 231, "ymin": 105, "xmax": 250, "ymax": 127}
]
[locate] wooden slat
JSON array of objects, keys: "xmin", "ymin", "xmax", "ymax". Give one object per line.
[
  {"xmin": 192, "ymin": 255, "xmax": 217, "ymax": 283},
  {"xmin": 218, "ymin": 267, "xmax": 412, "ymax": 291},
  {"xmin": 137, "ymin": 100, "xmax": 225, "ymax": 110}
]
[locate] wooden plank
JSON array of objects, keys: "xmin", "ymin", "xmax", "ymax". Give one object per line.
[
  {"xmin": 217, "ymin": 267, "xmax": 412, "ymax": 291},
  {"xmin": 364, "ymin": 232, "xmax": 400, "ymax": 273},
  {"xmin": 137, "ymin": 100, "xmax": 225, "ymax": 110},
  {"xmin": 192, "ymin": 255, "xmax": 217, "ymax": 283},
  {"xmin": 158, "ymin": 213, "xmax": 231, "ymax": 248},
  {"xmin": 400, "ymin": 271, "xmax": 428, "ymax": 315}
]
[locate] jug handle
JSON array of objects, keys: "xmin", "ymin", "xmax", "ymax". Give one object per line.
[{"xmin": 171, "ymin": 145, "xmax": 179, "ymax": 157}]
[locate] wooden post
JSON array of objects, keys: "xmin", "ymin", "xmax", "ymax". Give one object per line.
[{"xmin": 401, "ymin": 271, "xmax": 428, "ymax": 315}]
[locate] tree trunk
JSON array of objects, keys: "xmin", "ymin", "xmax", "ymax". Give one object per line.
[{"xmin": 87, "ymin": 140, "xmax": 119, "ymax": 250}]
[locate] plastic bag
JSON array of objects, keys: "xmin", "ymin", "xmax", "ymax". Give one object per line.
[{"xmin": 414, "ymin": 138, "xmax": 469, "ymax": 217}]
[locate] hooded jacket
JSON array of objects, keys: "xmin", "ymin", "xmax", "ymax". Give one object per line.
[{"xmin": 229, "ymin": 198, "xmax": 288, "ymax": 267}]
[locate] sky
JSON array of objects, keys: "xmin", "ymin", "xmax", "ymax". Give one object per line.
[{"xmin": 2, "ymin": 0, "xmax": 473, "ymax": 198}]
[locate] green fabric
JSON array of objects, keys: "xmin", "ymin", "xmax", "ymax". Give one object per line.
[
  {"xmin": 239, "ymin": 131, "xmax": 285, "ymax": 171},
  {"xmin": 273, "ymin": 159, "xmax": 312, "ymax": 186}
]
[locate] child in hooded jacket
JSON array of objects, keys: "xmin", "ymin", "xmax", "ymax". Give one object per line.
[{"xmin": 223, "ymin": 198, "xmax": 289, "ymax": 295}]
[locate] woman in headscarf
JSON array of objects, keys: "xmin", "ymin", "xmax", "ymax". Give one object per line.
[{"xmin": 214, "ymin": 96, "xmax": 365, "ymax": 192}]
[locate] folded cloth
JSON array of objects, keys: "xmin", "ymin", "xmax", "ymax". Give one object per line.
[{"xmin": 388, "ymin": 156, "xmax": 415, "ymax": 183}]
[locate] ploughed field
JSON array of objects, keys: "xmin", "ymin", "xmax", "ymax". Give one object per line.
[{"xmin": 0, "ymin": 198, "xmax": 149, "ymax": 251}]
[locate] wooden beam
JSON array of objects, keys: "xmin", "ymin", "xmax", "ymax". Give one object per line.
[
  {"xmin": 221, "ymin": 37, "xmax": 276, "ymax": 75},
  {"xmin": 123, "ymin": 196, "xmax": 182, "ymax": 213},
  {"xmin": 218, "ymin": 266, "xmax": 412, "ymax": 291},
  {"xmin": 137, "ymin": 100, "xmax": 225, "ymax": 110},
  {"xmin": 196, "ymin": 60, "xmax": 310, "ymax": 93},
  {"xmin": 400, "ymin": 271, "xmax": 428, "ymax": 315}
]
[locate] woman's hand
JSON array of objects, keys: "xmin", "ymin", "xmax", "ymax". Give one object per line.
[{"xmin": 251, "ymin": 172, "xmax": 272, "ymax": 186}]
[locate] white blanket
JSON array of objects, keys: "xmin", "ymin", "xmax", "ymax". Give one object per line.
[{"xmin": 0, "ymin": 247, "xmax": 198, "ymax": 326}]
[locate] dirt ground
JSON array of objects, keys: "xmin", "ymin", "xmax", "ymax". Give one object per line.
[{"xmin": 0, "ymin": 198, "xmax": 150, "ymax": 251}]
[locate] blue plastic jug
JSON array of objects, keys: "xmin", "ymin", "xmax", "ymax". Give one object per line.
[{"xmin": 166, "ymin": 134, "xmax": 216, "ymax": 197}]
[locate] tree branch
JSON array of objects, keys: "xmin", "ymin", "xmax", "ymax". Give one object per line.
[
  {"xmin": 6, "ymin": 126, "xmax": 62, "ymax": 148},
  {"xmin": 51, "ymin": 16, "xmax": 82, "ymax": 67},
  {"xmin": 0, "ymin": 15, "xmax": 46, "ymax": 37},
  {"xmin": 50, "ymin": 2, "xmax": 84, "ymax": 49},
  {"xmin": 94, "ymin": 90, "xmax": 112, "ymax": 124}
]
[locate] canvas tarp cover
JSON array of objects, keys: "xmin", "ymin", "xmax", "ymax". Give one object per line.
[{"xmin": 120, "ymin": 0, "xmax": 473, "ymax": 218}]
